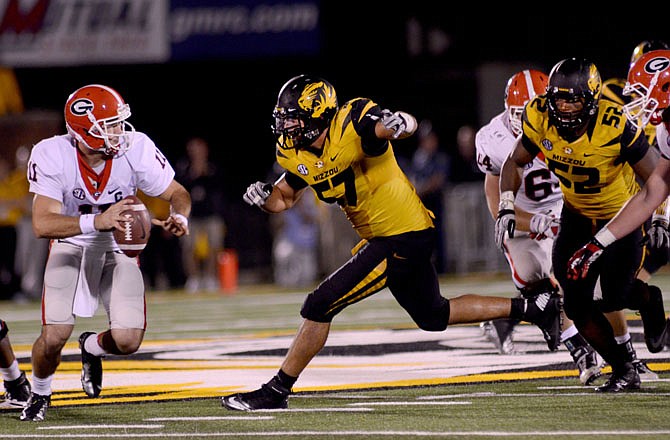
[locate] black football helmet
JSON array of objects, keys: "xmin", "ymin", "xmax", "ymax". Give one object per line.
[
  {"xmin": 546, "ymin": 58, "xmax": 602, "ymax": 135},
  {"xmin": 630, "ymin": 40, "xmax": 669, "ymax": 66},
  {"xmin": 272, "ymin": 74, "xmax": 338, "ymax": 150}
]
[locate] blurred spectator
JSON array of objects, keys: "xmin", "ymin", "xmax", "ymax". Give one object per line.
[
  {"xmin": 271, "ymin": 189, "xmax": 320, "ymax": 288},
  {"xmin": 0, "ymin": 66, "xmax": 23, "ymax": 116},
  {"xmin": 175, "ymin": 137, "xmax": 226, "ymax": 292},
  {"xmin": 406, "ymin": 120, "xmax": 450, "ymax": 273},
  {"xmin": 0, "ymin": 153, "xmax": 28, "ymax": 299},
  {"xmin": 266, "ymin": 161, "xmax": 321, "ymax": 287},
  {"xmin": 138, "ymin": 191, "xmax": 186, "ymax": 290},
  {"xmin": 13, "ymin": 146, "xmax": 47, "ymax": 301},
  {"xmin": 317, "ymin": 202, "xmax": 360, "ymax": 277},
  {"xmin": 449, "ymin": 124, "xmax": 483, "ymax": 183}
]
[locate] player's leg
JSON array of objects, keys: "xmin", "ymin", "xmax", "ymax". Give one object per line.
[
  {"xmin": 0, "ymin": 320, "xmax": 31, "ymax": 408},
  {"xmin": 222, "ymin": 236, "xmax": 390, "ymax": 411},
  {"xmin": 78, "ymin": 252, "xmax": 146, "ymax": 398},
  {"xmin": 22, "ymin": 241, "xmax": 80, "ymax": 421}
]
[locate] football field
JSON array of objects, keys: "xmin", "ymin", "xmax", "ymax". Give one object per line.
[{"xmin": 2, "ymin": 271, "xmax": 670, "ymax": 439}]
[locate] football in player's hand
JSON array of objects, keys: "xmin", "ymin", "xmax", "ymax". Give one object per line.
[{"xmin": 113, "ymin": 195, "xmax": 151, "ymax": 257}]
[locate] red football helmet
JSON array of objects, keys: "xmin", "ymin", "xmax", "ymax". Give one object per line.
[
  {"xmin": 64, "ymin": 84, "xmax": 135, "ymax": 156},
  {"xmin": 623, "ymin": 50, "xmax": 670, "ymax": 128},
  {"xmin": 504, "ymin": 69, "xmax": 548, "ymax": 136}
]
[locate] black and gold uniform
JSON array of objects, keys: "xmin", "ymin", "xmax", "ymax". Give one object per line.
[
  {"xmin": 517, "ymin": 61, "xmax": 653, "ymax": 381},
  {"xmin": 277, "ymin": 97, "xmax": 444, "ymax": 327},
  {"xmin": 223, "ymin": 74, "xmax": 563, "ymax": 411}
]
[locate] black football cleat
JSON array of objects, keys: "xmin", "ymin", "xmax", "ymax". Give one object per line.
[
  {"xmin": 3, "ymin": 371, "xmax": 31, "ymax": 408},
  {"xmin": 524, "ymin": 292, "xmax": 562, "ymax": 351},
  {"xmin": 595, "ymin": 363, "xmax": 641, "ymax": 393},
  {"xmin": 19, "ymin": 393, "xmax": 50, "ymax": 422},
  {"xmin": 222, "ymin": 379, "xmax": 290, "ymax": 411},
  {"xmin": 79, "ymin": 332, "xmax": 103, "ymax": 398}
]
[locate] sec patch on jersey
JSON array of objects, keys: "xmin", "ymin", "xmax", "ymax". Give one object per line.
[{"xmin": 113, "ymin": 195, "xmax": 151, "ymax": 257}]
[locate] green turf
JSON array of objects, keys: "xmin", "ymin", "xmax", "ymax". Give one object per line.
[
  {"xmin": 3, "ymin": 379, "xmax": 670, "ymax": 439},
  {"xmin": 3, "ymin": 271, "xmax": 670, "ymax": 438}
]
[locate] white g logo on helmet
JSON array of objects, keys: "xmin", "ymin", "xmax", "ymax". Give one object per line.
[
  {"xmin": 70, "ymin": 98, "xmax": 94, "ymax": 116},
  {"xmin": 644, "ymin": 56, "xmax": 670, "ymax": 74}
]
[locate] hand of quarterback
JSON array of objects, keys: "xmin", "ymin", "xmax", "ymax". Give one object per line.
[
  {"xmin": 151, "ymin": 213, "xmax": 189, "ymax": 237},
  {"xmin": 529, "ymin": 213, "xmax": 560, "ymax": 240},
  {"xmin": 243, "ymin": 181, "xmax": 273, "ymax": 208},
  {"xmin": 381, "ymin": 109, "xmax": 417, "ymax": 139},
  {"xmin": 566, "ymin": 238, "xmax": 605, "ymax": 280},
  {"xmin": 647, "ymin": 214, "xmax": 670, "ymax": 250}
]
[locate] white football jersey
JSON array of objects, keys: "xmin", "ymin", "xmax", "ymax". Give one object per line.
[
  {"xmin": 475, "ymin": 111, "xmax": 563, "ymax": 215},
  {"xmin": 27, "ymin": 132, "xmax": 175, "ymax": 251},
  {"xmin": 657, "ymin": 123, "xmax": 670, "ymax": 160}
]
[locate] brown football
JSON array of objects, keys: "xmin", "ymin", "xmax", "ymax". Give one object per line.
[{"xmin": 112, "ymin": 195, "xmax": 151, "ymax": 258}]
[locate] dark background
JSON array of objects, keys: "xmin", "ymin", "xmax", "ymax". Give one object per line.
[{"xmin": 10, "ymin": 9, "xmax": 670, "ymax": 270}]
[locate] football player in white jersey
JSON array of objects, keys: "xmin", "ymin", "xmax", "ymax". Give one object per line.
[
  {"xmin": 475, "ymin": 69, "xmax": 602, "ymax": 385},
  {"xmin": 20, "ymin": 84, "xmax": 191, "ymax": 422}
]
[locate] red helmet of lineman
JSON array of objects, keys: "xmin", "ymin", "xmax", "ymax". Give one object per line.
[
  {"xmin": 623, "ymin": 50, "xmax": 670, "ymax": 128},
  {"xmin": 504, "ymin": 69, "xmax": 548, "ymax": 137},
  {"xmin": 64, "ymin": 84, "xmax": 135, "ymax": 156}
]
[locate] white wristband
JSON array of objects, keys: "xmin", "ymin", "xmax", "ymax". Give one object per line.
[
  {"xmin": 172, "ymin": 213, "xmax": 188, "ymax": 228},
  {"xmin": 79, "ymin": 214, "xmax": 96, "ymax": 234},
  {"xmin": 594, "ymin": 227, "xmax": 617, "ymax": 247},
  {"xmin": 499, "ymin": 191, "xmax": 515, "ymax": 211}
]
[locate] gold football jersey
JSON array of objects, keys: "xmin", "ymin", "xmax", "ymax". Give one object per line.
[
  {"xmin": 277, "ymin": 98, "xmax": 434, "ymax": 239},
  {"xmin": 522, "ymin": 95, "xmax": 648, "ymax": 219}
]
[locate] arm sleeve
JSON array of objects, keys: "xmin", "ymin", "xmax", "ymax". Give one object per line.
[
  {"xmin": 520, "ymin": 134, "xmax": 541, "ymax": 156},
  {"xmin": 620, "ymin": 120, "xmax": 650, "ymax": 165},
  {"xmin": 349, "ymin": 99, "xmax": 388, "ymax": 156},
  {"xmin": 284, "ymin": 171, "xmax": 308, "ymax": 191}
]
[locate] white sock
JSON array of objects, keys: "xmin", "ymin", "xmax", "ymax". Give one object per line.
[
  {"xmin": 560, "ymin": 324, "xmax": 579, "ymax": 342},
  {"xmin": 31, "ymin": 374, "xmax": 53, "ymax": 396},
  {"xmin": 0, "ymin": 359, "xmax": 21, "ymax": 382},
  {"xmin": 615, "ymin": 332, "xmax": 631, "ymax": 345},
  {"xmin": 84, "ymin": 333, "xmax": 107, "ymax": 357}
]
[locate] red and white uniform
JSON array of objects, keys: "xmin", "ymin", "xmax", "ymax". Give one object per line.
[
  {"xmin": 475, "ymin": 111, "xmax": 563, "ymax": 288},
  {"xmin": 27, "ymin": 132, "xmax": 174, "ymax": 324},
  {"xmin": 657, "ymin": 123, "xmax": 670, "ymax": 158}
]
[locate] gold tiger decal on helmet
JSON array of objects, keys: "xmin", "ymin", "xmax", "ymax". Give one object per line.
[
  {"xmin": 588, "ymin": 64, "xmax": 602, "ymax": 98},
  {"xmin": 299, "ymin": 82, "xmax": 337, "ymax": 118}
]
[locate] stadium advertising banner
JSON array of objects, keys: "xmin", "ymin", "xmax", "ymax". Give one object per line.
[
  {"xmin": 0, "ymin": 0, "xmax": 169, "ymax": 66},
  {"xmin": 0, "ymin": 0, "xmax": 320, "ymax": 67},
  {"xmin": 170, "ymin": 0, "xmax": 320, "ymax": 60}
]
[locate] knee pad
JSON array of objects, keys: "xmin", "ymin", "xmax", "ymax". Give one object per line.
[
  {"xmin": 300, "ymin": 293, "xmax": 334, "ymax": 323},
  {"xmin": 519, "ymin": 278, "xmax": 558, "ymax": 299},
  {"xmin": 411, "ymin": 298, "xmax": 450, "ymax": 332},
  {"xmin": 0, "ymin": 319, "xmax": 7, "ymax": 340}
]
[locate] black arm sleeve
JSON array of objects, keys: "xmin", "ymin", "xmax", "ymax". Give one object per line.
[
  {"xmin": 520, "ymin": 134, "xmax": 541, "ymax": 157},
  {"xmin": 620, "ymin": 120, "xmax": 650, "ymax": 165},
  {"xmin": 283, "ymin": 171, "xmax": 308, "ymax": 191},
  {"xmin": 349, "ymin": 99, "xmax": 388, "ymax": 156}
]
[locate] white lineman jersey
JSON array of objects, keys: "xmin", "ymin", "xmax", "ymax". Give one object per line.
[
  {"xmin": 27, "ymin": 133, "xmax": 175, "ymax": 252},
  {"xmin": 475, "ymin": 112, "xmax": 563, "ymax": 288},
  {"xmin": 657, "ymin": 123, "xmax": 670, "ymax": 159},
  {"xmin": 475, "ymin": 111, "xmax": 563, "ymax": 216}
]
